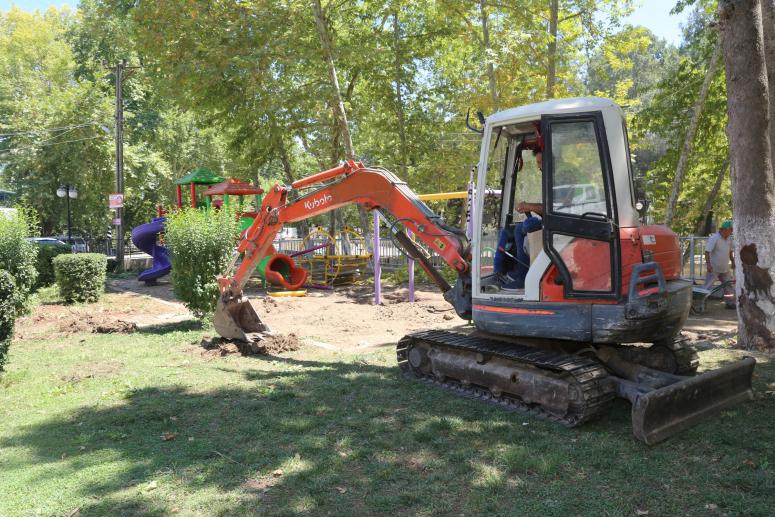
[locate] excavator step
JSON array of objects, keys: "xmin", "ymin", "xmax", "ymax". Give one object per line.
[{"xmin": 397, "ymin": 330, "xmax": 616, "ymax": 427}]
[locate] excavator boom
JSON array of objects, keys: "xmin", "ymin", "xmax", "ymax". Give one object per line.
[{"xmin": 214, "ymin": 161, "xmax": 471, "ymax": 341}]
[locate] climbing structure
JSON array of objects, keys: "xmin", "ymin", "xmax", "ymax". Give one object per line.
[
  {"xmin": 174, "ymin": 168, "xmax": 226, "ymax": 208},
  {"xmin": 298, "ymin": 227, "xmax": 371, "ymax": 287}
]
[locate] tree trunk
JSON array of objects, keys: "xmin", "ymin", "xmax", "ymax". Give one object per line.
[
  {"xmin": 762, "ymin": 0, "xmax": 775, "ymax": 163},
  {"xmin": 270, "ymin": 117, "xmax": 295, "ymax": 185},
  {"xmin": 393, "ymin": 11, "xmax": 408, "ymax": 177},
  {"xmin": 719, "ymin": 0, "xmax": 775, "ymax": 350},
  {"xmin": 664, "ymin": 41, "xmax": 722, "ymax": 227},
  {"xmin": 546, "ymin": 0, "xmax": 558, "ymax": 99},
  {"xmin": 311, "ymin": 0, "xmax": 355, "ymax": 160},
  {"xmin": 312, "ymin": 1, "xmax": 373, "ymax": 251},
  {"xmin": 694, "ymin": 159, "xmax": 729, "ymax": 235},
  {"xmin": 479, "ymin": 0, "xmax": 498, "ymax": 110}
]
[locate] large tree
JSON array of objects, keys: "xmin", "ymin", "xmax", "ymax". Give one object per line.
[
  {"xmin": 632, "ymin": 7, "xmax": 730, "ymax": 233},
  {"xmin": 0, "ymin": 7, "xmax": 114, "ymax": 236},
  {"xmin": 718, "ymin": 0, "xmax": 775, "ymax": 350}
]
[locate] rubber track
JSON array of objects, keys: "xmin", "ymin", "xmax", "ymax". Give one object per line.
[
  {"xmin": 662, "ymin": 333, "xmax": 700, "ymax": 375},
  {"xmin": 397, "ymin": 330, "xmax": 615, "ymax": 427}
]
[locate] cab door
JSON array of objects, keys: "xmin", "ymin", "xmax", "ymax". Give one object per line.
[{"xmin": 541, "ymin": 112, "xmax": 621, "ymax": 299}]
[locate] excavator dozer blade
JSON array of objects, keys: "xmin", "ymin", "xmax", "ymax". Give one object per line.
[
  {"xmin": 213, "ymin": 297, "xmax": 271, "ymax": 343},
  {"xmin": 632, "ymin": 357, "xmax": 755, "ymax": 445}
]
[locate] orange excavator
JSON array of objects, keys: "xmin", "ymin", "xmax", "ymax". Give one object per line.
[{"xmin": 215, "ymin": 97, "xmax": 754, "ymax": 444}]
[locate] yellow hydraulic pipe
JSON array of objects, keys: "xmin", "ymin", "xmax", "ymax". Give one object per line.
[{"xmin": 417, "ymin": 191, "xmax": 468, "ymax": 201}]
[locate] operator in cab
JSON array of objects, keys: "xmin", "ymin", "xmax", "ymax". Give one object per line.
[{"xmin": 494, "ymin": 150, "xmax": 544, "ymax": 290}]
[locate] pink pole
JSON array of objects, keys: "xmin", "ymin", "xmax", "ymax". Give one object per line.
[
  {"xmin": 466, "ymin": 181, "xmax": 474, "ymax": 239},
  {"xmin": 289, "ymin": 242, "xmax": 330, "ymax": 258},
  {"xmin": 373, "ymin": 210, "xmax": 381, "ymax": 305},
  {"xmin": 408, "ymin": 229, "xmax": 415, "ymax": 303}
]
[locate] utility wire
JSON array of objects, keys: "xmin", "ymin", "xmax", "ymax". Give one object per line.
[
  {"xmin": 0, "ymin": 134, "xmax": 108, "ymax": 154},
  {"xmin": 0, "ymin": 122, "xmax": 103, "ymax": 138}
]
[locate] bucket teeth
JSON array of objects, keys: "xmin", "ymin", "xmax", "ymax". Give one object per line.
[{"xmin": 213, "ymin": 297, "xmax": 271, "ymax": 343}]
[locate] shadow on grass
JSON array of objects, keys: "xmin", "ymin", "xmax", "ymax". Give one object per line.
[
  {"xmin": 4, "ymin": 353, "xmax": 775, "ymax": 515},
  {"xmin": 137, "ymin": 319, "xmax": 204, "ymax": 335}
]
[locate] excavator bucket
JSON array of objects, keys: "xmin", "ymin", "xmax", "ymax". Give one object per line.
[
  {"xmin": 213, "ymin": 296, "xmax": 271, "ymax": 343},
  {"xmin": 631, "ymin": 357, "xmax": 755, "ymax": 445}
]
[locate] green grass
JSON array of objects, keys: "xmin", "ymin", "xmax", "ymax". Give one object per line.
[{"xmin": 1, "ymin": 322, "xmax": 774, "ymax": 516}]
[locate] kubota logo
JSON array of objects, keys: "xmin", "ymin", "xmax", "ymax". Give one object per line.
[{"xmin": 304, "ymin": 193, "xmax": 333, "ymax": 211}]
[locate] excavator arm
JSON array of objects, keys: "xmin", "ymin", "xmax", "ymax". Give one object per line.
[{"xmin": 214, "ymin": 161, "xmax": 472, "ymax": 342}]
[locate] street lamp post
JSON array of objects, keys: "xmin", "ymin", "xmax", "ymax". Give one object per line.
[{"xmin": 56, "ymin": 184, "xmax": 78, "ymax": 246}]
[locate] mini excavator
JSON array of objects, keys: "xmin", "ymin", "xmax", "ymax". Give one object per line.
[{"xmin": 214, "ymin": 97, "xmax": 754, "ymax": 444}]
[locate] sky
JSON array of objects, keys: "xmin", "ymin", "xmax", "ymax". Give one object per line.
[
  {"xmin": 622, "ymin": 0, "xmax": 692, "ymax": 45},
  {"xmin": 1, "ymin": 0, "xmax": 692, "ymax": 46}
]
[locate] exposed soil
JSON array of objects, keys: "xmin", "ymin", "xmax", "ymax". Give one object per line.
[
  {"xmin": 60, "ymin": 314, "xmax": 138, "ymax": 335},
  {"xmin": 14, "ymin": 276, "xmax": 753, "ymax": 357},
  {"xmin": 195, "ymin": 333, "xmax": 302, "ymax": 357},
  {"xmin": 248, "ymin": 283, "xmax": 467, "ymax": 350},
  {"xmin": 684, "ymin": 298, "xmax": 739, "ymax": 349},
  {"xmin": 15, "ymin": 305, "xmax": 141, "ymax": 340},
  {"xmin": 15, "ymin": 287, "xmax": 190, "ymax": 342}
]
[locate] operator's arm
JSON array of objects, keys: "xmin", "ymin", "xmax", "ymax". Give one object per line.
[
  {"xmin": 730, "ymin": 247, "xmax": 735, "ymax": 270},
  {"xmin": 705, "ymin": 251, "xmax": 712, "ymax": 273},
  {"xmin": 517, "ymin": 202, "xmax": 544, "ymax": 216}
]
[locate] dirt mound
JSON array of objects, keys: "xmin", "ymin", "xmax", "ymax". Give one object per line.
[
  {"xmin": 196, "ymin": 333, "xmax": 301, "ymax": 358},
  {"xmin": 59, "ymin": 315, "xmax": 138, "ymax": 335},
  {"xmin": 259, "ymin": 333, "xmax": 302, "ymax": 354}
]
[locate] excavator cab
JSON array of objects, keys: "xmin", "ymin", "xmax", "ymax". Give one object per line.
[
  {"xmin": 474, "ymin": 100, "xmax": 693, "ymax": 339},
  {"xmin": 465, "ymin": 98, "xmax": 754, "ymax": 443}
]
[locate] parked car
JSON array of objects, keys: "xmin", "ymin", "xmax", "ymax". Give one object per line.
[
  {"xmin": 27, "ymin": 237, "xmax": 69, "ymax": 247},
  {"xmin": 55, "ymin": 236, "xmax": 89, "ymax": 253}
]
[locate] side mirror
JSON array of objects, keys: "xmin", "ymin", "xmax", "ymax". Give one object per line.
[{"xmin": 465, "ymin": 108, "xmax": 484, "ymax": 134}]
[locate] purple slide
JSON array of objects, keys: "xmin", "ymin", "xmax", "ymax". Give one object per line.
[{"xmin": 131, "ymin": 217, "xmax": 171, "ymax": 283}]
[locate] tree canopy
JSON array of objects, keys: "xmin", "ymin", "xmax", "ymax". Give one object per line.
[{"xmin": 0, "ymin": 1, "xmax": 734, "ymax": 238}]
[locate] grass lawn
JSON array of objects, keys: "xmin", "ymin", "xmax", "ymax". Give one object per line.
[{"xmin": 1, "ymin": 302, "xmax": 774, "ymax": 515}]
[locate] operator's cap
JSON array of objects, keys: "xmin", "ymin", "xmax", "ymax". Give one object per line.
[{"xmin": 720, "ymin": 220, "xmax": 733, "ymax": 230}]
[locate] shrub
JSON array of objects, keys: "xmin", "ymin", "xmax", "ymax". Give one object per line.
[
  {"xmin": 165, "ymin": 206, "xmax": 240, "ymax": 319},
  {"xmin": 34, "ymin": 241, "xmax": 71, "ymax": 288},
  {"xmin": 0, "ymin": 208, "xmax": 38, "ymax": 315},
  {"xmin": 0, "ymin": 270, "xmax": 15, "ymax": 372},
  {"xmin": 53, "ymin": 253, "xmax": 107, "ymax": 303}
]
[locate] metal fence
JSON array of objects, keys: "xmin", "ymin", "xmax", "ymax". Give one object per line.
[
  {"xmin": 80, "ymin": 233, "xmax": 716, "ymax": 282},
  {"xmin": 679, "ymin": 236, "xmax": 710, "ymax": 284},
  {"xmin": 272, "ymin": 235, "xmax": 444, "ymax": 272},
  {"xmin": 81, "ymin": 237, "xmax": 144, "ymax": 257}
]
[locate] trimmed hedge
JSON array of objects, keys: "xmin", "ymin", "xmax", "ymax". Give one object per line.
[
  {"xmin": 0, "ymin": 270, "xmax": 15, "ymax": 372},
  {"xmin": 0, "ymin": 208, "xmax": 37, "ymax": 315},
  {"xmin": 35, "ymin": 242, "xmax": 71, "ymax": 288},
  {"xmin": 53, "ymin": 253, "xmax": 107, "ymax": 303},
  {"xmin": 165, "ymin": 206, "xmax": 239, "ymax": 319}
]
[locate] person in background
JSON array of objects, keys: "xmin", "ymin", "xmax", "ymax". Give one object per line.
[{"xmin": 704, "ymin": 219, "xmax": 734, "ymax": 294}]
